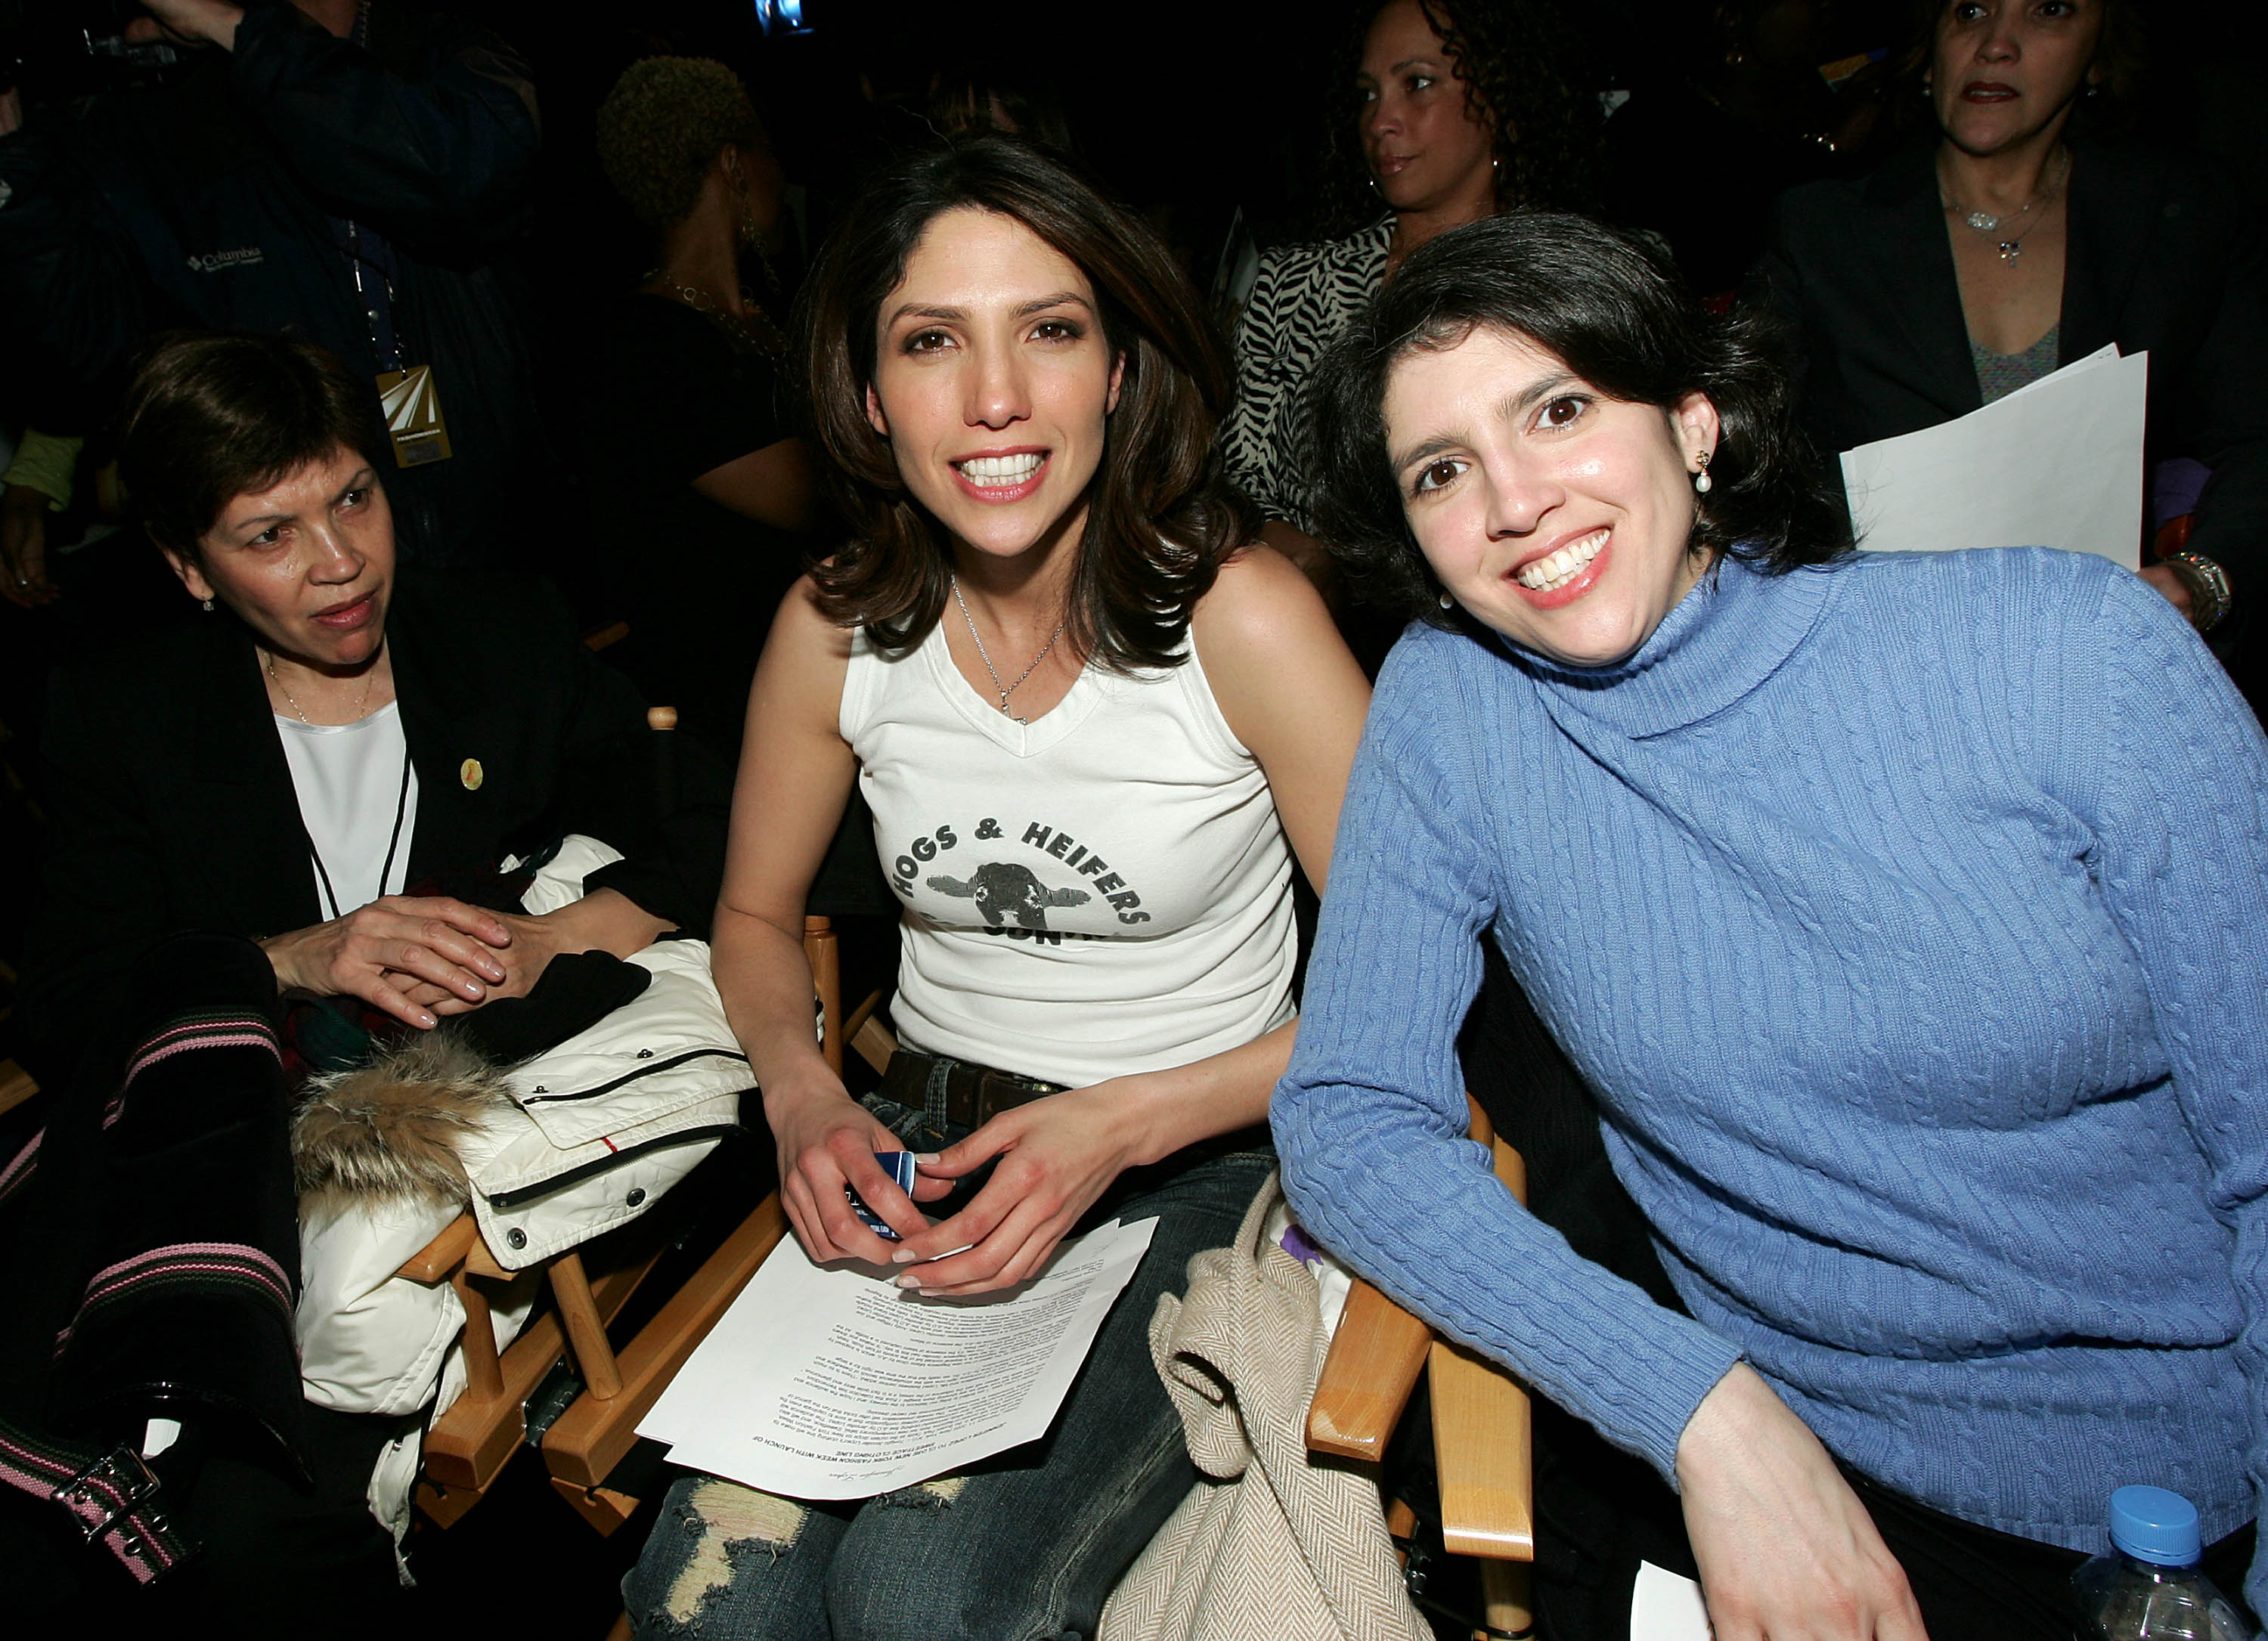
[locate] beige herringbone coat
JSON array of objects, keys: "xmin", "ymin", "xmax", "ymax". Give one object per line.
[{"xmin": 1101, "ymin": 1175, "xmax": 1430, "ymax": 1641}]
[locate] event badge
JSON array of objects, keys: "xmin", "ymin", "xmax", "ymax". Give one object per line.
[{"xmin": 376, "ymin": 364, "xmax": 453, "ymax": 467}]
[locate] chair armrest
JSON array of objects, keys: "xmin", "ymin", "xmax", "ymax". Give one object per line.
[
  {"xmin": 1305, "ymin": 1091, "xmax": 1500, "ymax": 1463},
  {"xmin": 846, "ymin": 992, "xmax": 897, "ymax": 1076},
  {"xmin": 1304, "ymin": 1110, "xmax": 1537, "ymax": 1561},
  {"xmin": 804, "ymin": 917, "xmax": 842, "ymax": 1076},
  {"xmin": 1306, "ymin": 1276, "xmax": 1433, "ymax": 1461},
  {"xmin": 0, "ymin": 1059, "xmax": 37, "ymax": 1120},
  {"xmin": 1433, "ymin": 1133, "xmax": 1533, "ymax": 1559},
  {"xmin": 396, "ymin": 1213, "xmax": 481, "ymax": 1284}
]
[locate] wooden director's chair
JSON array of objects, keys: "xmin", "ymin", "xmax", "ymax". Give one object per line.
[
  {"xmin": 407, "ymin": 676, "xmax": 844, "ymax": 1525},
  {"xmin": 408, "ymin": 913, "xmax": 872, "ymax": 1531},
  {"xmin": 1307, "ymin": 1099, "xmax": 1537, "ymax": 1641}
]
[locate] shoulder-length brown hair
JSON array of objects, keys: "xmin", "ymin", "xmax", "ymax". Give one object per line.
[{"xmin": 797, "ymin": 135, "xmax": 1253, "ymax": 671}]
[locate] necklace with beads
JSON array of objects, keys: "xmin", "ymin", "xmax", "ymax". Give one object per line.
[
  {"xmin": 951, "ymin": 577, "xmax": 1068, "ymax": 724},
  {"xmin": 649, "ymin": 274, "xmax": 786, "ymax": 361}
]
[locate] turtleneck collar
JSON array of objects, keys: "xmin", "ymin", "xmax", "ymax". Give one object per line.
[{"xmin": 1504, "ymin": 551, "xmax": 1846, "ymax": 738}]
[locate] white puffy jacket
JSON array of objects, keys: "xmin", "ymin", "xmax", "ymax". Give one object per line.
[{"xmin": 296, "ymin": 836, "xmax": 751, "ymax": 1418}]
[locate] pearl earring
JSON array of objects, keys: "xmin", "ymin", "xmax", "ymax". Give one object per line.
[
  {"xmin": 1438, "ymin": 590, "xmax": 1455, "ymax": 610},
  {"xmin": 1693, "ymin": 451, "xmax": 1713, "ymax": 495}
]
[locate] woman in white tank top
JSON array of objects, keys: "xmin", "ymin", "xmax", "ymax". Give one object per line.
[{"xmin": 623, "ymin": 139, "xmax": 1370, "ymax": 1639}]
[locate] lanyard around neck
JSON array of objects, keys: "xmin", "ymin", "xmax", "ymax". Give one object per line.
[{"xmin": 304, "ymin": 735, "xmax": 415, "ymax": 922}]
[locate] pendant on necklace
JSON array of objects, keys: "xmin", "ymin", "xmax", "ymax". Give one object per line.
[
  {"xmin": 1966, "ymin": 210, "xmax": 2000, "ymax": 232},
  {"xmin": 1997, "ymin": 240, "xmax": 2023, "ymax": 265}
]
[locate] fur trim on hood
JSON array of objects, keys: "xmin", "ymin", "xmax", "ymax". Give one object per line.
[{"xmin": 293, "ymin": 1033, "xmax": 514, "ymax": 1208}]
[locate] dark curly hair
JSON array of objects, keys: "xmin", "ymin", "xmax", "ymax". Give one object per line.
[
  {"xmin": 796, "ymin": 136, "xmax": 1253, "ymax": 672},
  {"xmin": 1317, "ymin": 0, "xmax": 1602, "ymax": 235},
  {"xmin": 1310, "ymin": 213, "xmax": 1851, "ymax": 627},
  {"xmin": 596, "ymin": 57, "xmax": 769, "ymax": 228}
]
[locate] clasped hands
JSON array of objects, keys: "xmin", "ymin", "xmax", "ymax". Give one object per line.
[
  {"xmin": 768, "ymin": 1078, "xmax": 1148, "ymax": 1298},
  {"xmin": 260, "ymin": 888, "xmax": 668, "ymax": 1030}
]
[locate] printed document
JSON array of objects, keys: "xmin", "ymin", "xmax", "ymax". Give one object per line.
[
  {"xmin": 1839, "ymin": 344, "xmax": 2148, "ymax": 569},
  {"xmin": 640, "ymin": 1216, "xmax": 1159, "ymax": 1499}
]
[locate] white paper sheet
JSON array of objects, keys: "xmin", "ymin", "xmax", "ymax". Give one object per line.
[
  {"xmin": 639, "ymin": 1216, "xmax": 1159, "ymax": 1499},
  {"xmin": 1631, "ymin": 1560, "xmax": 1714, "ymax": 1640},
  {"xmin": 1839, "ymin": 345, "xmax": 2149, "ymax": 569}
]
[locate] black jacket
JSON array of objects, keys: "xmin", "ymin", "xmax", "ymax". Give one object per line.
[
  {"xmin": 0, "ymin": 1, "xmax": 541, "ymax": 565},
  {"xmin": 19, "ymin": 573, "xmax": 729, "ymax": 1088},
  {"xmin": 1749, "ymin": 139, "xmax": 2268, "ymax": 670}
]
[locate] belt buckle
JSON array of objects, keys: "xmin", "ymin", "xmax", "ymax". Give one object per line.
[{"xmin": 54, "ymin": 1444, "xmax": 163, "ymax": 1545}]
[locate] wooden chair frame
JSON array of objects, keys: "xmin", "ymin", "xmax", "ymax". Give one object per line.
[
  {"xmin": 407, "ymin": 915, "xmax": 844, "ymax": 1530},
  {"xmin": 1306, "ymin": 1098, "xmax": 1536, "ymax": 1640},
  {"xmin": 0, "ymin": 1059, "xmax": 35, "ymax": 1122}
]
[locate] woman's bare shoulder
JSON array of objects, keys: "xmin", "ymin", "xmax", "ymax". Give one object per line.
[
  {"xmin": 1192, "ymin": 541, "xmax": 1334, "ymax": 652},
  {"xmin": 766, "ymin": 568, "xmax": 857, "ymax": 664}
]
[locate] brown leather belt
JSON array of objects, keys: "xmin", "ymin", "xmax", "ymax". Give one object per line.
[{"xmin": 877, "ymin": 1048, "xmax": 1067, "ymax": 1132}]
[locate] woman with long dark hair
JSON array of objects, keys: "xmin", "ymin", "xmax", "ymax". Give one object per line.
[
  {"xmin": 621, "ymin": 137, "xmax": 1368, "ymax": 1639},
  {"xmin": 1278, "ymin": 210, "xmax": 2268, "ymax": 1640}
]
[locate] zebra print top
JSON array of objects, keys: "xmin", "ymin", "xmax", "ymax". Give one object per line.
[{"xmin": 1222, "ymin": 216, "xmax": 1395, "ymax": 535}]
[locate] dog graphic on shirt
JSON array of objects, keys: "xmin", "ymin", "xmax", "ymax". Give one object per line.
[{"xmin": 926, "ymin": 862, "xmax": 1092, "ymax": 930}]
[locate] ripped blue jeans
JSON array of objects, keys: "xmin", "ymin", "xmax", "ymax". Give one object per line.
[{"xmin": 622, "ymin": 1085, "xmax": 1272, "ymax": 1641}]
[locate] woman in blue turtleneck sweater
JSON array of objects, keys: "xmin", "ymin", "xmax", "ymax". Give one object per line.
[{"xmin": 1275, "ymin": 213, "xmax": 2268, "ymax": 1641}]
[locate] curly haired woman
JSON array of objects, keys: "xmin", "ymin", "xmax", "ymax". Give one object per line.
[{"xmin": 1219, "ymin": 0, "xmax": 1601, "ymax": 582}]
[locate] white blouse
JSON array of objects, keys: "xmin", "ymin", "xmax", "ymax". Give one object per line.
[{"xmin": 273, "ymin": 701, "xmax": 421, "ymax": 918}]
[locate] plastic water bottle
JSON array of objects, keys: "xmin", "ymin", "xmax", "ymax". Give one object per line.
[{"xmin": 2072, "ymin": 1486, "xmax": 2253, "ymax": 1640}]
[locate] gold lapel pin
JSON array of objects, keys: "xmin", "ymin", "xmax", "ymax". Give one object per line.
[{"xmin": 460, "ymin": 758, "xmax": 484, "ymax": 791}]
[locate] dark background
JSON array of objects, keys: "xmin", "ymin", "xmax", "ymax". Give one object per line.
[{"xmin": 468, "ymin": 0, "xmax": 2265, "ymax": 274}]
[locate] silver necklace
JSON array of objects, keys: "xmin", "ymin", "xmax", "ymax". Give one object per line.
[
  {"xmin": 951, "ymin": 577, "xmax": 1067, "ymax": 724},
  {"xmin": 266, "ymin": 649, "xmax": 376, "ymax": 726},
  {"xmin": 1948, "ymin": 150, "xmax": 2068, "ymax": 266},
  {"xmin": 1961, "ymin": 196, "xmax": 2039, "ymax": 235}
]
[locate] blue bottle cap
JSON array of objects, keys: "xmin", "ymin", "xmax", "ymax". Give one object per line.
[{"xmin": 2109, "ymin": 1485, "xmax": 2202, "ymax": 1567}]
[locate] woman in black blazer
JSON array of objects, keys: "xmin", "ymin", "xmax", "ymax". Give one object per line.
[
  {"xmin": 1749, "ymin": 0, "xmax": 2263, "ymax": 695},
  {"xmin": 20, "ymin": 333, "xmax": 725, "ymax": 1088}
]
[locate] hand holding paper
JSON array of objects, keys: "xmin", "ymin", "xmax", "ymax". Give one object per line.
[{"xmin": 640, "ymin": 1215, "xmax": 1159, "ymax": 1500}]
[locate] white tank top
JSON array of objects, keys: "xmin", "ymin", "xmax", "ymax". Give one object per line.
[{"xmin": 840, "ymin": 617, "xmax": 1296, "ymax": 1089}]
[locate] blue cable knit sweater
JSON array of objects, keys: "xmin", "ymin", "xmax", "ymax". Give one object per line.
[{"xmin": 1274, "ymin": 546, "xmax": 2268, "ymax": 1605}]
